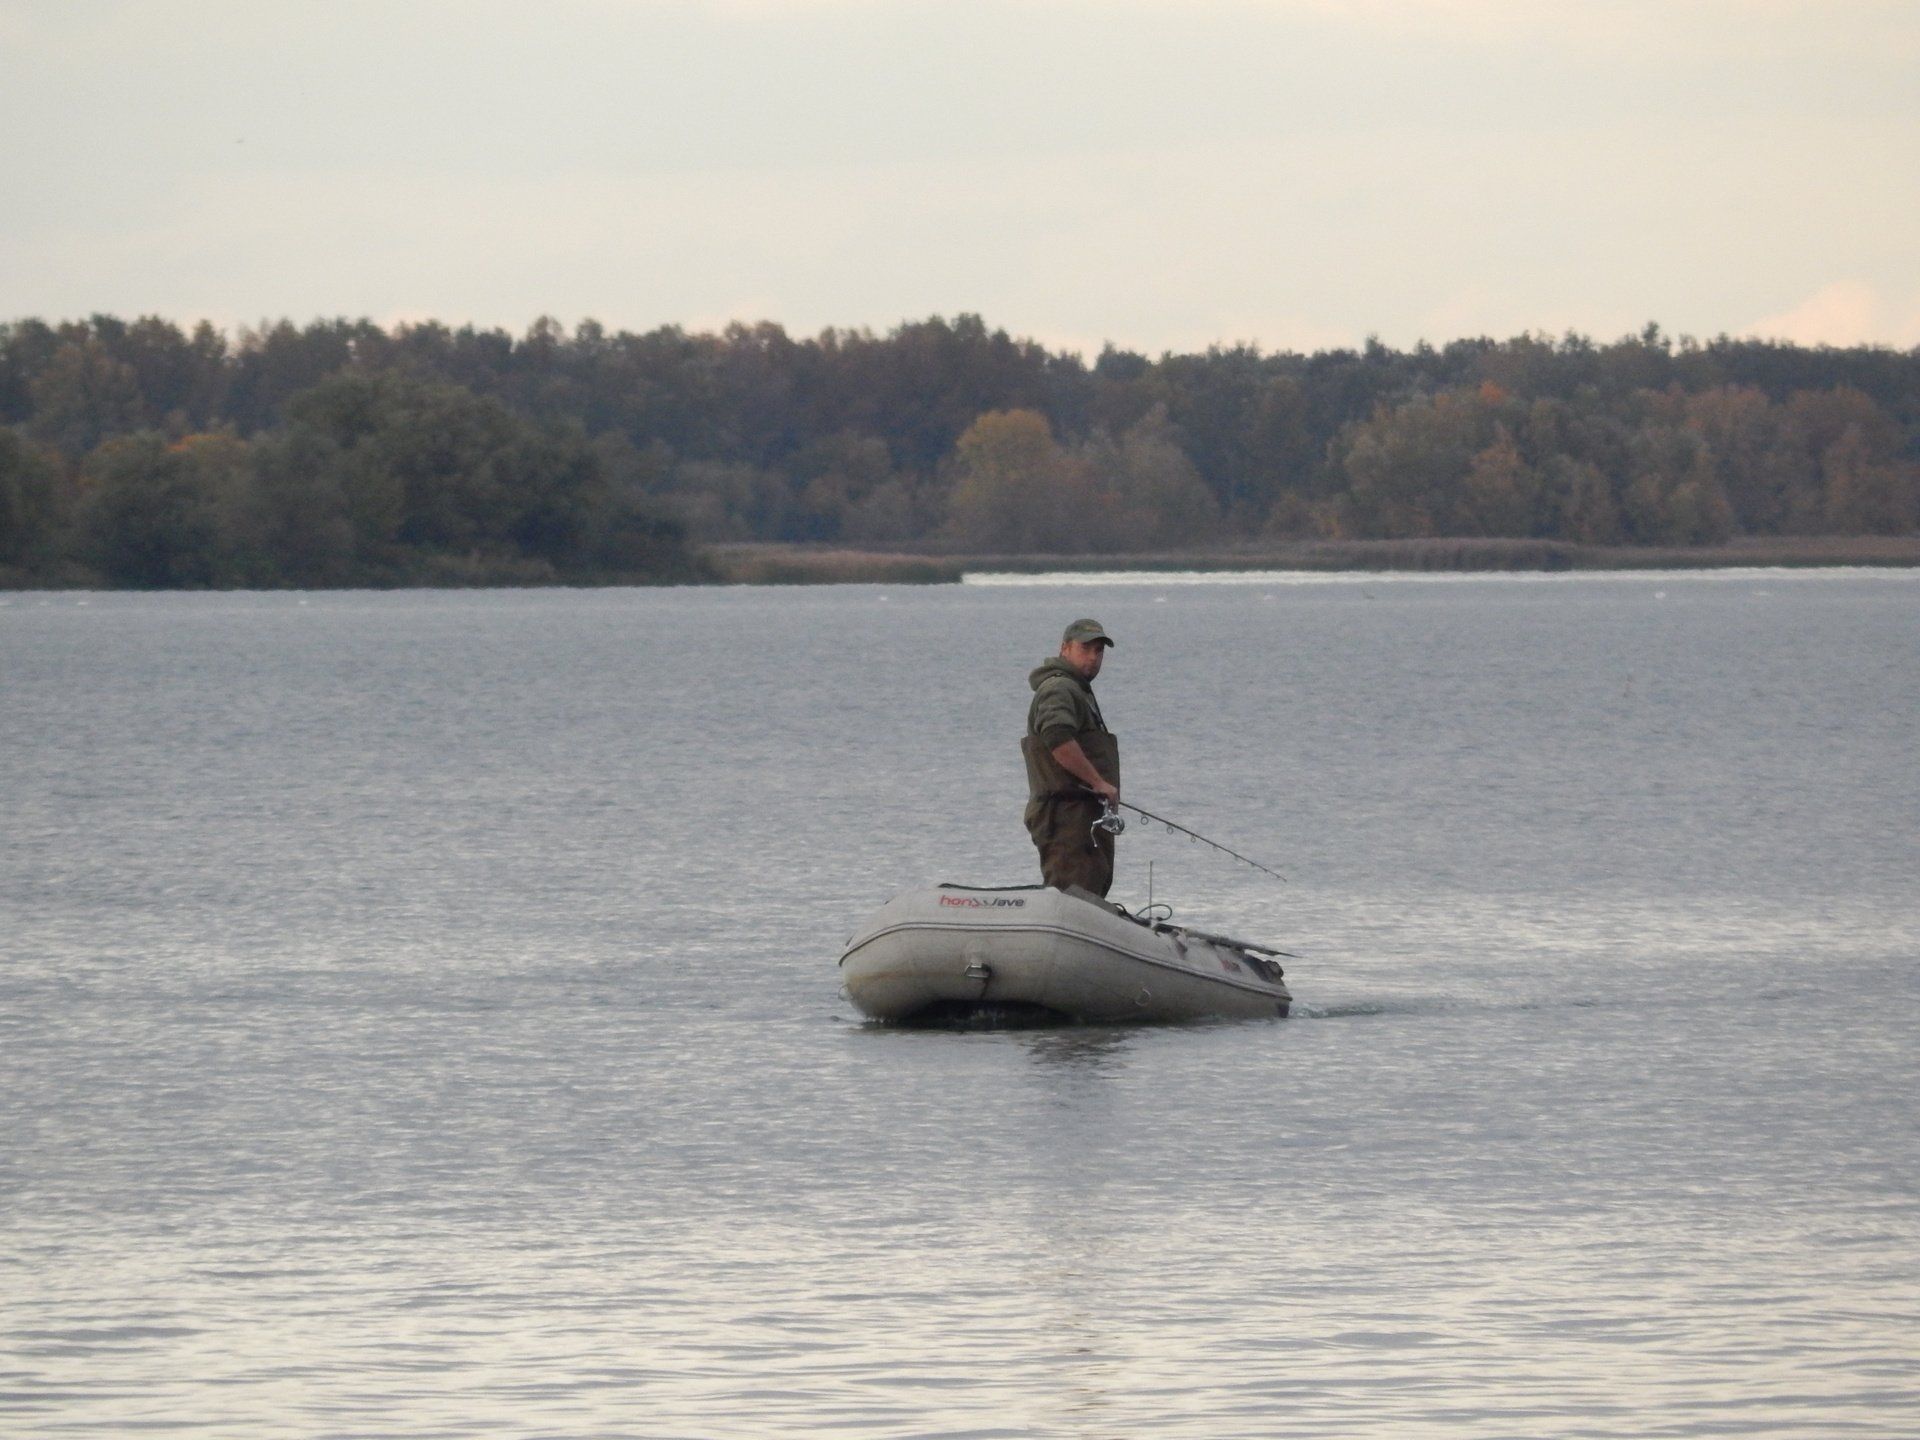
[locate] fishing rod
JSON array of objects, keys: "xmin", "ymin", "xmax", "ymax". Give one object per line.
[{"xmin": 1094, "ymin": 798, "xmax": 1287, "ymax": 883}]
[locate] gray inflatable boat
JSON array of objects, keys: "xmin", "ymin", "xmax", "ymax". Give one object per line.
[{"xmin": 839, "ymin": 883, "xmax": 1292, "ymax": 1025}]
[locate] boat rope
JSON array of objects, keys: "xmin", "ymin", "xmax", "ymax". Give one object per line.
[{"xmin": 1097, "ymin": 799, "xmax": 1287, "ymax": 883}]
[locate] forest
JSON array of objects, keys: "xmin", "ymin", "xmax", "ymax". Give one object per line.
[{"xmin": 2, "ymin": 312, "xmax": 1916, "ymax": 587}]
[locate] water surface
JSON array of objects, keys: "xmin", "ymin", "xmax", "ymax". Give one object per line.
[{"xmin": 4, "ymin": 573, "xmax": 1917, "ymax": 1437}]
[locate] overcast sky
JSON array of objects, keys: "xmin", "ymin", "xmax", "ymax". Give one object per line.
[{"xmin": 4, "ymin": 0, "xmax": 1916, "ymax": 355}]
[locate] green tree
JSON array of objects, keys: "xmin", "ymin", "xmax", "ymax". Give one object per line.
[
  {"xmin": 247, "ymin": 426, "xmax": 356, "ymax": 585},
  {"xmin": 30, "ymin": 340, "xmax": 143, "ymax": 453},
  {"xmin": 80, "ymin": 433, "xmax": 261, "ymax": 586},
  {"xmin": 0, "ymin": 428, "xmax": 73, "ymax": 573},
  {"xmin": 787, "ymin": 431, "xmax": 900, "ymax": 542},
  {"xmin": 285, "ymin": 370, "xmax": 523, "ymax": 555},
  {"xmin": 841, "ymin": 479, "xmax": 928, "ymax": 545},
  {"xmin": 663, "ymin": 460, "xmax": 790, "ymax": 542},
  {"xmin": 9, "ymin": 310, "xmax": 1920, "ymax": 569}
]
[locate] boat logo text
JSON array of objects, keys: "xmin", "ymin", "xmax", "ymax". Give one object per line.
[{"xmin": 938, "ymin": 895, "xmax": 1028, "ymax": 908}]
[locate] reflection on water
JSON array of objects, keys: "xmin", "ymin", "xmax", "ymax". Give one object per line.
[
  {"xmin": 1019, "ymin": 1027, "xmax": 1134, "ymax": 1072},
  {"xmin": 963, "ymin": 565, "xmax": 1920, "ymax": 588}
]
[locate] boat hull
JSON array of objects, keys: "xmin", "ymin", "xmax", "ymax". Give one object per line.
[{"xmin": 839, "ymin": 885, "xmax": 1291, "ymax": 1025}]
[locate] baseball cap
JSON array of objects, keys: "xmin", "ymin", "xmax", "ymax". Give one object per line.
[{"xmin": 1062, "ymin": 618, "xmax": 1115, "ymax": 647}]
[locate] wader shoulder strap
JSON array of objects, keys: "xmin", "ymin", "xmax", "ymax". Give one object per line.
[{"xmin": 1079, "ymin": 730, "xmax": 1121, "ymax": 788}]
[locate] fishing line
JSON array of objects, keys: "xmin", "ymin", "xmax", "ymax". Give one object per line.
[{"xmin": 1094, "ymin": 799, "xmax": 1287, "ymax": 883}]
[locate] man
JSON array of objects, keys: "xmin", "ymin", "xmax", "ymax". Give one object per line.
[{"xmin": 1022, "ymin": 618, "xmax": 1121, "ymax": 897}]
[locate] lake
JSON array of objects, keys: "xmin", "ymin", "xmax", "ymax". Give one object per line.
[{"xmin": 3, "ymin": 571, "xmax": 1917, "ymax": 1437}]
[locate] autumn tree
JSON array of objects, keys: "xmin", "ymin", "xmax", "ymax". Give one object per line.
[
  {"xmin": 1335, "ymin": 390, "xmax": 1498, "ymax": 538},
  {"xmin": 942, "ymin": 409, "xmax": 1095, "ymax": 552},
  {"xmin": 1683, "ymin": 386, "xmax": 1798, "ymax": 532},
  {"xmin": 1620, "ymin": 425, "xmax": 1733, "ymax": 544},
  {"xmin": 30, "ymin": 340, "xmax": 143, "ymax": 454},
  {"xmin": 1546, "ymin": 457, "xmax": 1623, "ymax": 544},
  {"xmin": 1076, "ymin": 407, "xmax": 1220, "ymax": 549},
  {"xmin": 1458, "ymin": 426, "xmax": 1541, "ymax": 537},
  {"xmin": 1822, "ymin": 426, "xmax": 1919, "ymax": 534}
]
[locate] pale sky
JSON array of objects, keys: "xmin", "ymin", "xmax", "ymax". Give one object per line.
[{"xmin": 4, "ymin": 0, "xmax": 1917, "ymax": 355}]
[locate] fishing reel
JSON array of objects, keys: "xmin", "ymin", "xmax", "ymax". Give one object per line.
[{"xmin": 1093, "ymin": 800, "xmax": 1126, "ymax": 837}]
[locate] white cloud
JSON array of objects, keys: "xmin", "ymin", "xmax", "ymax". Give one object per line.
[
  {"xmin": 1743, "ymin": 282, "xmax": 1920, "ymax": 348},
  {"xmin": 1266, "ymin": 0, "xmax": 1894, "ymax": 51}
]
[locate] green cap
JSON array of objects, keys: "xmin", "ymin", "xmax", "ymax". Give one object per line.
[{"xmin": 1062, "ymin": 618, "xmax": 1115, "ymax": 647}]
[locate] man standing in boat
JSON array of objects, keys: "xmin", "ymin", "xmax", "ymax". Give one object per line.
[{"xmin": 1023, "ymin": 619, "xmax": 1121, "ymax": 897}]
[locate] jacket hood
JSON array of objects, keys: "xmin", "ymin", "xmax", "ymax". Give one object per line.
[{"xmin": 1029, "ymin": 656, "xmax": 1090, "ymax": 692}]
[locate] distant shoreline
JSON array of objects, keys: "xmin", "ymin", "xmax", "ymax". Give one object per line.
[
  {"xmin": 706, "ymin": 536, "xmax": 1920, "ymax": 585},
  {"xmin": 9, "ymin": 535, "xmax": 1917, "ymax": 592}
]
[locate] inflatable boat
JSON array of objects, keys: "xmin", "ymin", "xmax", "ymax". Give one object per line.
[{"xmin": 839, "ymin": 883, "xmax": 1292, "ymax": 1025}]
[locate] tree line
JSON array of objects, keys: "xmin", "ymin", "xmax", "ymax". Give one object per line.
[{"xmin": 2, "ymin": 312, "xmax": 1916, "ymax": 586}]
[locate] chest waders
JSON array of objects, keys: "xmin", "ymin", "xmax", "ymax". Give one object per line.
[{"xmin": 1021, "ymin": 731, "xmax": 1121, "ymax": 897}]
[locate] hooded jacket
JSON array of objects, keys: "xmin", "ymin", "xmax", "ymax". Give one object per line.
[{"xmin": 1026, "ymin": 657, "xmax": 1107, "ymax": 750}]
